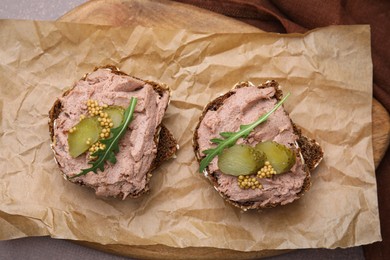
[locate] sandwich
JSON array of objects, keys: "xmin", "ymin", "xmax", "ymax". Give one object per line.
[
  {"xmin": 193, "ymin": 80, "xmax": 323, "ymax": 210},
  {"xmin": 49, "ymin": 66, "xmax": 177, "ymax": 199}
]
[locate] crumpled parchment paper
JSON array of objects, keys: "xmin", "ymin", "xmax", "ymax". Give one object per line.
[{"xmin": 0, "ymin": 19, "xmax": 380, "ymax": 251}]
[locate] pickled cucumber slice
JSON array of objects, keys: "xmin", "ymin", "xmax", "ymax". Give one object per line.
[
  {"xmin": 218, "ymin": 144, "xmax": 266, "ymax": 176},
  {"xmin": 103, "ymin": 106, "xmax": 124, "ymax": 128},
  {"xmin": 68, "ymin": 117, "xmax": 102, "ymax": 158},
  {"xmin": 255, "ymin": 141, "xmax": 296, "ymax": 174}
]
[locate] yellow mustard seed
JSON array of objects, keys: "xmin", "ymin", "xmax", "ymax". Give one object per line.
[
  {"xmin": 237, "ymin": 174, "xmax": 264, "ymax": 190},
  {"xmin": 257, "ymin": 161, "xmax": 278, "ymax": 179}
]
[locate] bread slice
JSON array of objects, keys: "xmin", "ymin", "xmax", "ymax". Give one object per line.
[
  {"xmin": 49, "ymin": 66, "xmax": 177, "ymax": 199},
  {"xmin": 193, "ymin": 80, "xmax": 323, "ymax": 210}
]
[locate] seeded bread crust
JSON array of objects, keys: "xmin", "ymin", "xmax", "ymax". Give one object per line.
[
  {"xmin": 193, "ymin": 80, "xmax": 323, "ymax": 210},
  {"xmin": 48, "ymin": 66, "xmax": 177, "ymax": 198}
]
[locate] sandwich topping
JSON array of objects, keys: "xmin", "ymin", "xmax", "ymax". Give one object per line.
[
  {"xmin": 51, "ymin": 68, "xmax": 170, "ymax": 198},
  {"xmin": 196, "ymin": 86, "xmax": 308, "ymax": 208},
  {"xmin": 67, "ymin": 99, "xmax": 127, "ymax": 159},
  {"xmin": 198, "ymin": 93, "xmax": 290, "ymax": 173},
  {"xmin": 71, "ymin": 97, "xmax": 138, "ymax": 178},
  {"xmin": 218, "ymin": 140, "xmax": 296, "ymax": 191}
]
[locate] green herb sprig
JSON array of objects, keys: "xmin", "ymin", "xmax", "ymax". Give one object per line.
[
  {"xmin": 70, "ymin": 97, "xmax": 138, "ymax": 178},
  {"xmin": 199, "ymin": 93, "xmax": 290, "ymax": 173}
]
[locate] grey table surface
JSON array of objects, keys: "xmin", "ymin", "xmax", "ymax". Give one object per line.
[{"xmin": 0, "ymin": 0, "xmax": 366, "ymax": 259}]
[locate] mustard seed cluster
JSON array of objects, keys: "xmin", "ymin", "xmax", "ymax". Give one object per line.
[
  {"xmin": 257, "ymin": 161, "xmax": 277, "ymax": 178},
  {"xmin": 86, "ymin": 99, "xmax": 107, "ymax": 117},
  {"xmin": 88, "ymin": 141, "xmax": 106, "ymax": 154},
  {"xmin": 236, "ymin": 161, "xmax": 279, "ymax": 190},
  {"xmin": 237, "ymin": 175, "xmax": 262, "ymax": 189},
  {"xmin": 86, "ymin": 99, "xmax": 115, "ymax": 157},
  {"xmin": 86, "ymin": 99, "xmax": 113, "ymax": 139}
]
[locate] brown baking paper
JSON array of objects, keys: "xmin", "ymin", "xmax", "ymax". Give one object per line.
[{"xmin": 0, "ymin": 19, "xmax": 380, "ymax": 251}]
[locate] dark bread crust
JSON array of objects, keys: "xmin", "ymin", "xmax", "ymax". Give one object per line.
[
  {"xmin": 193, "ymin": 80, "xmax": 323, "ymax": 210},
  {"xmin": 48, "ymin": 66, "xmax": 177, "ymax": 198}
]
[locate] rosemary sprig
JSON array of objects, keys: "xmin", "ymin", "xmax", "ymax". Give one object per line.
[
  {"xmin": 199, "ymin": 93, "xmax": 290, "ymax": 173},
  {"xmin": 70, "ymin": 97, "xmax": 138, "ymax": 178}
]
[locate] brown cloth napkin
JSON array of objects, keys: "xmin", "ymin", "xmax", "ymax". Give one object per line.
[{"xmin": 173, "ymin": 0, "xmax": 390, "ymax": 259}]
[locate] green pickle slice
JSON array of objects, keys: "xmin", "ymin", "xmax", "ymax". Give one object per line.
[
  {"xmin": 68, "ymin": 117, "xmax": 102, "ymax": 158},
  {"xmin": 218, "ymin": 144, "xmax": 266, "ymax": 176},
  {"xmin": 103, "ymin": 106, "xmax": 124, "ymax": 128},
  {"xmin": 255, "ymin": 141, "xmax": 296, "ymax": 174}
]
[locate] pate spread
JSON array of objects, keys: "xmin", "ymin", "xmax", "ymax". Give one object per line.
[
  {"xmin": 52, "ymin": 69, "xmax": 169, "ymax": 198},
  {"xmin": 196, "ymin": 86, "xmax": 307, "ymax": 208}
]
